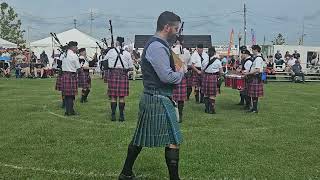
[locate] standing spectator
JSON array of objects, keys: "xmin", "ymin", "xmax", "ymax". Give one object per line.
[{"xmin": 293, "ymin": 50, "xmax": 300, "ymax": 60}]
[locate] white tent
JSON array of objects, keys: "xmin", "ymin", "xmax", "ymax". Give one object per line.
[
  {"xmin": 0, "ymin": 38, "xmax": 17, "ymax": 48},
  {"xmin": 31, "ymin": 28, "xmax": 101, "ymax": 65}
]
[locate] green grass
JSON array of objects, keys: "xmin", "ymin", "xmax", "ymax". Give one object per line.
[{"xmin": 0, "ymin": 78, "xmax": 319, "ymax": 179}]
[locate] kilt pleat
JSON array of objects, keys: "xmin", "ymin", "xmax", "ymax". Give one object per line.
[
  {"xmin": 55, "ymin": 74, "xmax": 62, "ymax": 91},
  {"xmin": 61, "ymin": 72, "xmax": 78, "ymax": 96},
  {"xmin": 78, "ymin": 70, "xmax": 91, "ymax": 89},
  {"xmin": 247, "ymin": 78, "xmax": 264, "ymax": 97},
  {"xmin": 172, "ymin": 77, "xmax": 187, "ymax": 101},
  {"xmin": 192, "ymin": 72, "xmax": 202, "ymax": 87},
  {"xmin": 107, "ymin": 68, "xmax": 129, "ymax": 97},
  {"xmin": 202, "ymin": 73, "xmax": 219, "ymax": 97},
  {"xmin": 132, "ymin": 89, "xmax": 183, "ymax": 147},
  {"xmin": 103, "ymin": 69, "xmax": 109, "ymax": 83}
]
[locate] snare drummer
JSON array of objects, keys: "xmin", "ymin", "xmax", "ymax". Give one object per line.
[
  {"xmin": 238, "ymin": 49, "xmax": 252, "ymax": 110},
  {"xmin": 245, "ymin": 45, "xmax": 264, "ymax": 113},
  {"xmin": 201, "ymin": 47, "xmax": 223, "ymax": 114}
]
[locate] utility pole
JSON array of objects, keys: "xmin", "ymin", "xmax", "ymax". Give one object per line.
[
  {"xmin": 243, "ymin": 3, "xmax": 247, "ymax": 46},
  {"xmin": 300, "ymin": 20, "xmax": 306, "ymax": 45},
  {"xmin": 73, "ymin": 19, "xmax": 77, "ymax": 29},
  {"xmin": 90, "ymin": 9, "xmax": 94, "ymax": 35}
]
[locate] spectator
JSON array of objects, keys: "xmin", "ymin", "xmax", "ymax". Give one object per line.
[
  {"xmin": 291, "ymin": 60, "xmax": 305, "ymax": 83},
  {"xmin": 284, "ymin": 51, "xmax": 290, "ymax": 59},
  {"xmin": 266, "ymin": 55, "xmax": 276, "ymax": 75},
  {"xmin": 0, "ymin": 60, "xmax": 10, "ymax": 78},
  {"xmin": 293, "ymin": 50, "xmax": 300, "ymax": 60},
  {"xmin": 274, "ymin": 50, "xmax": 282, "ymax": 60},
  {"xmin": 285, "ymin": 55, "xmax": 296, "ymax": 72}
]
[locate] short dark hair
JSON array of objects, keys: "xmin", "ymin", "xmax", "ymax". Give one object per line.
[
  {"xmin": 156, "ymin": 11, "xmax": 181, "ymax": 32},
  {"xmin": 208, "ymin": 47, "xmax": 216, "ymax": 57},
  {"xmin": 251, "ymin": 45, "xmax": 261, "ymax": 52}
]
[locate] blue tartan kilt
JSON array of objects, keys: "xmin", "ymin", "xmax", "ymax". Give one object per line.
[{"xmin": 131, "ymin": 89, "xmax": 183, "ymax": 147}]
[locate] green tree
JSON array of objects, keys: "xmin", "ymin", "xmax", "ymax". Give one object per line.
[
  {"xmin": 271, "ymin": 33, "xmax": 286, "ymax": 45},
  {"xmin": 0, "ymin": 2, "xmax": 25, "ymax": 45}
]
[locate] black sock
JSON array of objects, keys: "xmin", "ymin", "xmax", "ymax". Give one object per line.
[
  {"xmin": 177, "ymin": 101, "xmax": 184, "ymax": 122},
  {"xmin": 121, "ymin": 143, "xmax": 142, "ymax": 176},
  {"xmin": 200, "ymin": 93, "xmax": 204, "ymax": 103},
  {"xmin": 65, "ymin": 96, "xmax": 72, "ymax": 114},
  {"xmin": 245, "ymin": 95, "xmax": 251, "ymax": 107},
  {"xmin": 61, "ymin": 95, "xmax": 65, "ymax": 108},
  {"xmin": 119, "ymin": 102, "xmax": 125, "ymax": 120},
  {"xmin": 165, "ymin": 147, "xmax": 180, "ymax": 180},
  {"xmin": 208, "ymin": 98, "xmax": 215, "ymax": 113},
  {"xmin": 253, "ymin": 98, "xmax": 258, "ymax": 111},
  {"xmin": 195, "ymin": 90, "xmax": 199, "ymax": 102},
  {"xmin": 111, "ymin": 102, "xmax": 117, "ymax": 115},
  {"xmin": 239, "ymin": 94, "xmax": 244, "ymax": 104},
  {"xmin": 204, "ymin": 97, "xmax": 209, "ymax": 113},
  {"xmin": 85, "ymin": 89, "xmax": 90, "ymax": 100},
  {"xmin": 187, "ymin": 87, "xmax": 192, "ymax": 100},
  {"xmin": 80, "ymin": 89, "xmax": 86, "ymax": 102},
  {"xmin": 71, "ymin": 95, "xmax": 75, "ymax": 113}
]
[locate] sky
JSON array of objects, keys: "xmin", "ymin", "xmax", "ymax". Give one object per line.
[{"xmin": 3, "ymin": 0, "xmax": 320, "ymax": 46}]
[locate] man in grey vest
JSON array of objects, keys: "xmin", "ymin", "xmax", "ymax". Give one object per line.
[{"xmin": 118, "ymin": 11, "xmax": 184, "ymax": 180}]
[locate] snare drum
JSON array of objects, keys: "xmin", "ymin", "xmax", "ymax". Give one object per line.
[
  {"xmin": 224, "ymin": 75, "xmax": 232, "ymax": 87},
  {"xmin": 234, "ymin": 75, "xmax": 246, "ymax": 90}
]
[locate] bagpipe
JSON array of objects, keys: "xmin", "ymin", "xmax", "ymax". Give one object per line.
[
  {"xmin": 171, "ymin": 22, "xmax": 184, "ymax": 69},
  {"xmin": 50, "ymin": 32, "xmax": 68, "ymax": 54}
]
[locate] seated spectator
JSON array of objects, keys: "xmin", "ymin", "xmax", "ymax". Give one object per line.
[
  {"xmin": 291, "ymin": 60, "xmax": 305, "ymax": 83},
  {"xmin": 266, "ymin": 55, "xmax": 276, "ymax": 75},
  {"xmin": 33, "ymin": 58, "xmax": 46, "ymax": 78},
  {"xmin": 274, "ymin": 50, "xmax": 282, "ymax": 60},
  {"xmin": 310, "ymin": 54, "xmax": 319, "ymax": 66},
  {"xmin": 0, "ymin": 60, "xmax": 10, "ymax": 78},
  {"xmin": 284, "ymin": 51, "xmax": 290, "ymax": 59},
  {"xmin": 285, "ymin": 55, "xmax": 296, "ymax": 72}
]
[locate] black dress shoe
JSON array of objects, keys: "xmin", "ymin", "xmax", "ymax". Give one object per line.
[{"xmin": 118, "ymin": 173, "xmax": 136, "ymax": 180}]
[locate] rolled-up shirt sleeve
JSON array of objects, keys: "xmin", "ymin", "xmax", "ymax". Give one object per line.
[{"xmin": 146, "ymin": 42, "xmax": 183, "ymax": 84}]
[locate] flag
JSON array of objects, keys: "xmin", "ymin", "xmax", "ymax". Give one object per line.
[{"xmin": 251, "ymin": 28, "xmax": 256, "ymax": 45}]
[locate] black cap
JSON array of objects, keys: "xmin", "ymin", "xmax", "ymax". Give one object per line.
[
  {"xmin": 241, "ymin": 49, "xmax": 251, "ymax": 55},
  {"xmin": 68, "ymin": 41, "xmax": 78, "ymax": 47},
  {"xmin": 240, "ymin": 45, "xmax": 247, "ymax": 51},
  {"xmin": 116, "ymin": 37, "xmax": 125, "ymax": 44},
  {"xmin": 197, "ymin": 44, "xmax": 204, "ymax": 48},
  {"xmin": 78, "ymin": 48, "xmax": 86, "ymax": 53},
  {"xmin": 251, "ymin": 45, "xmax": 261, "ymax": 52}
]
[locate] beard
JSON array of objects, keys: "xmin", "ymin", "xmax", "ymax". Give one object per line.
[{"xmin": 167, "ymin": 30, "xmax": 178, "ymax": 41}]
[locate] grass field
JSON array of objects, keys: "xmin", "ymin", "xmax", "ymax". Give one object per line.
[{"xmin": 0, "ymin": 78, "xmax": 319, "ymax": 179}]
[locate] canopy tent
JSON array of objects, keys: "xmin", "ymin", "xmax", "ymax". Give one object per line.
[
  {"xmin": 31, "ymin": 28, "xmax": 102, "ymax": 66},
  {"xmin": 0, "ymin": 38, "xmax": 17, "ymax": 48}
]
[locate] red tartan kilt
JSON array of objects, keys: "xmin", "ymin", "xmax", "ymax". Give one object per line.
[
  {"xmin": 103, "ymin": 70, "xmax": 109, "ymax": 83},
  {"xmin": 55, "ymin": 75, "xmax": 62, "ymax": 91},
  {"xmin": 61, "ymin": 72, "xmax": 78, "ymax": 96},
  {"xmin": 192, "ymin": 72, "xmax": 202, "ymax": 87},
  {"xmin": 78, "ymin": 70, "xmax": 91, "ymax": 89},
  {"xmin": 247, "ymin": 78, "xmax": 264, "ymax": 97},
  {"xmin": 172, "ymin": 77, "xmax": 187, "ymax": 101},
  {"xmin": 202, "ymin": 73, "xmax": 219, "ymax": 96},
  {"xmin": 186, "ymin": 75, "xmax": 193, "ymax": 87},
  {"xmin": 107, "ymin": 69, "xmax": 129, "ymax": 97}
]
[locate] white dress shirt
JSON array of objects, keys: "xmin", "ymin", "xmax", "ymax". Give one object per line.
[
  {"xmin": 104, "ymin": 47, "xmax": 133, "ymax": 69},
  {"xmin": 62, "ymin": 50, "xmax": 80, "ymax": 72},
  {"xmin": 202, "ymin": 56, "xmax": 222, "ymax": 73},
  {"xmin": 250, "ymin": 54, "xmax": 263, "ymax": 73},
  {"xmin": 191, "ymin": 51, "xmax": 209, "ymax": 68},
  {"xmin": 244, "ymin": 58, "xmax": 253, "ymax": 73}
]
